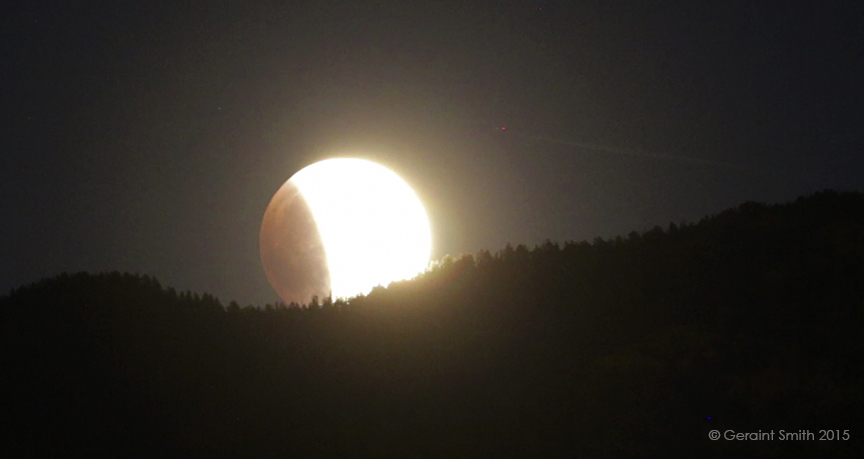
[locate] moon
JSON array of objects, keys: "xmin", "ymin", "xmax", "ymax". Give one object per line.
[{"xmin": 260, "ymin": 158, "xmax": 432, "ymax": 305}]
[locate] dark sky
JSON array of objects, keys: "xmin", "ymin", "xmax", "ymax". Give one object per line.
[{"xmin": 3, "ymin": 0, "xmax": 863, "ymax": 306}]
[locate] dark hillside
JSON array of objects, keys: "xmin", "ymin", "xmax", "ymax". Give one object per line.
[{"xmin": 2, "ymin": 190, "xmax": 863, "ymax": 458}]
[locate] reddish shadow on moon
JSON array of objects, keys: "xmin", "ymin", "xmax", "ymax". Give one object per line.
[{"xmin": 259, "ymin": 179, "xmax": 331, "ymax": 305}]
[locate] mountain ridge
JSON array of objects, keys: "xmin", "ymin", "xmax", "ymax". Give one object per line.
[{"xmin": 2, "ymin": 189, "xmax": 862, "ymax": 458}]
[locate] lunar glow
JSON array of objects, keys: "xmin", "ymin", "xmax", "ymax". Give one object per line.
[{"xmin": 260, "ymin": 158, "xmax": 432, "ymax": 304}]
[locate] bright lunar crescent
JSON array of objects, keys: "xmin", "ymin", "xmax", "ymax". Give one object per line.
[{"xmin": 260, "ymin": 158, "xmax": 432, "ymax": 305}]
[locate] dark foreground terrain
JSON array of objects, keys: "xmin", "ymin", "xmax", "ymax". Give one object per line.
[{"xmin": 2, "ymin": 190, "xmax": 863, "ymax": 458}]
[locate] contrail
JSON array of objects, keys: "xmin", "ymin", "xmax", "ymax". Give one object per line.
[{"xmin": 498, "ymin": 127, "xmax": 750, "ymax": 171}]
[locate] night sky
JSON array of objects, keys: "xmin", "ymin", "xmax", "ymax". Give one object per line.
[{"xmin": 3, "ymin": 1, "xmax": 863, "ymax": 306}]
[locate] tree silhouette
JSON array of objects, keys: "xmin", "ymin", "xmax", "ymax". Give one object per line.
[{"xmin": 1, "ymin": 190, "xmax": 863, "ymax": 458}]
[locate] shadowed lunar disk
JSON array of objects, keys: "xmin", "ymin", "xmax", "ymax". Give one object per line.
[
  {"xmin": 260, "ymin": 158, "xmax": 432, "ymax": 306},
  {"xmin": 259, "ymin": 179, "xmax": 331, "ymax": 305}
]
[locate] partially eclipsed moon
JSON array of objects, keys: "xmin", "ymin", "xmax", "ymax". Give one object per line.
[{"xmin": 260, "ymin": 158, "xmax": 432, "ymax": 305}]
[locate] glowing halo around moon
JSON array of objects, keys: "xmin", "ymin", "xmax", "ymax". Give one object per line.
[{"xmin": 259, "ymin": 158, "xmax": 432, "ymax": 304}]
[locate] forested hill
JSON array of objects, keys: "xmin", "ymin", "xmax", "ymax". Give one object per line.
[{"xmin": 2, "ymin": 190, "xmax": 863, "ymax": 458}]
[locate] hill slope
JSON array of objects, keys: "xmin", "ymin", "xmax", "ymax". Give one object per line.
[{"xmin": 2, "ymin": 190, "xmax": 863, "ymax": 458}]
